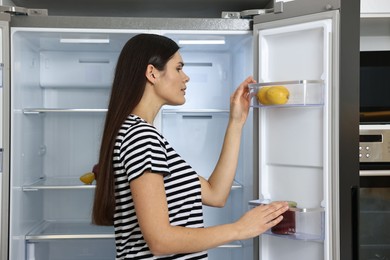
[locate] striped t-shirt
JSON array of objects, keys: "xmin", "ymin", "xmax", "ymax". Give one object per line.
[{"xmin": 113, "ymin": 114, "xmax": 208, "ymax": 259}]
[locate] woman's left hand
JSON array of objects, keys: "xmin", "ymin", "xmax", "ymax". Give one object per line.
[{"xmin": 229, "ymin": 76, "xmax": 256, "ymax": 126}]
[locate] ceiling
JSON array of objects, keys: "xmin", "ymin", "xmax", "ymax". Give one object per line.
[{"xmin": 11, "ymin": 0, "xmax": 273, "ymax": 18}]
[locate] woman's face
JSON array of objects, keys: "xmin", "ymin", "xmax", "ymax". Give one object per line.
[{"xmin": 155, "ymin": 51, "xmax": 190, "ymax": 106}]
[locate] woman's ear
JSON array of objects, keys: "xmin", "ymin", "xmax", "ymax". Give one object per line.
[{"xmin": 145, "ymin": 64, "xmax": 157, "ymax": 83}]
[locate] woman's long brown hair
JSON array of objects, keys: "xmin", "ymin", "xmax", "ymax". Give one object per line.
[{"xmin": 92, "ymin": 34, "xmax": 179, "ymax": 225}]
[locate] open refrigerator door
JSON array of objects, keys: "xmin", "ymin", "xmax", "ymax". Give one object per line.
[
  {"xmin": 0, "ymin": 12, "xmax": 9, "ymax": 260},
  {"xmin": 248, "ymin": 1, "xmax": 359, "ymax": 259},
  {"xmin": 253, "ymin": 14, "xmax": 332, "ymax": 259}
]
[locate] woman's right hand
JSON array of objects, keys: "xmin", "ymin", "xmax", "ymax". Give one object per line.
[{"xmin": 234, "ymin": 201, "xmax": 289, "ymax": 240}]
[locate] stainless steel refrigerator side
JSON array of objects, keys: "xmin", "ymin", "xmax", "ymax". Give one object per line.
[
  {"xmin": 338, "ymin": 1, "xmax": 360, "ymax": 260},
  {"xmin": 0, "ymin": 12, "xmax": 10, "ymax": 260},
  {"xmin": 9, "ymin": 15, "xmax": 251, "ymax": 31}
]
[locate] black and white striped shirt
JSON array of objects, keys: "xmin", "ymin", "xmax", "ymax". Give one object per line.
[{"xmin": 113, "ymin": 114, "xmax": 208, "ymax": 259}]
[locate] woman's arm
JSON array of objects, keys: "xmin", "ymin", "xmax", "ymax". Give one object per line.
[
  {"xmin": 200, "ymin": 76, "xmax": 255, "ymax": 207},
  {"xmin": 131, "ymin": 171, "xmax": 288, "ymax": 256}
]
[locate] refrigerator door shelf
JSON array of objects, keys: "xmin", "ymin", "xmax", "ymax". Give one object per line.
[
  {"xmin": 249, "ymin": 80, "xmax": 324, "ymax": 108},
  {"xmin": 262, "ymin": 229, "xmax": 324, "ymax": 242},
  {"xmin": 249, "ymin": 200, "xmax": 325, "ymax": 242},
  {"xmin": 25, "ymin": 220, "xmax": 114, "ymax": 241},
  {"xmin": 249, "ymin": 199, "xmax": 325, "ymax": 212},
  {"xmin": 22, "ymin": 177, "xmax": 96, "ymax": 191}
]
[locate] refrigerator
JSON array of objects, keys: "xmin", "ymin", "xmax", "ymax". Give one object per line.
[{"xmin": 0, "ymin": 0, "xmax": 360, "ymax": 259}]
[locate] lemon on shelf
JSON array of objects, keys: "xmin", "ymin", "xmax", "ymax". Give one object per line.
[
  {"xmin": 79, "ymin": 172, "xmax": 95, "ymax": 185},
  {"xmin": 256, "ymin": 86, "xmax": 271, "ymax": 105},
  {"xmin": 266, "ymin": 86, "xmax": 289, "ymax": 105},
  {"xmin": 256, "ymin": 85, "xmax": 290, "ymax": 106}
]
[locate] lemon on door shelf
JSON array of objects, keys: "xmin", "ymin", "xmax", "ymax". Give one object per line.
[{"xmin": 256, "ymin": 85, "xmax": 289, "ymax": 105}]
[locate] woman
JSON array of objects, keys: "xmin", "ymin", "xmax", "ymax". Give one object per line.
[{"xmin": 92, "ymin": 33, "xmax": 288, "ymax": 259}]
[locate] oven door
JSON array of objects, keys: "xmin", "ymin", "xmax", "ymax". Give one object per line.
[{"xmin": 360, "ymin": 170, "xmax": 390, "ymax": 260}]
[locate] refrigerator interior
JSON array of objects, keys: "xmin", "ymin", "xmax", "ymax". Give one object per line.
[
  {"xmin": 252, "ymin": 18, "xmax": 332, "ymax": 260},
  {"xmin": 9, "ymin": 27, "xmax": 253, "ymax": 260}
]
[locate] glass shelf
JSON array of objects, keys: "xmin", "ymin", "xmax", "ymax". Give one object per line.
[
  {"xmin": 22, "ymin": 177, "xmax": 96, "ymax": 191},
  {"xmin": 249, "ymin": 80, "xmax": 324, "ymax": 108},
  {"xmin": 22, "ymin": 177, "xmax": 241, "ymax": 191},
  {"xmin": 218, "ymin": 241, "xmax": 242, "ymax": 249},
  {"xmin": 231, "ymin": 180, "xmax": 243, "ymax": 190},
  {"xmin": 26, "ymin": 220, "xmax": 114, "ymax": 241},
  {"xmin": 249, "ymin": 200, "xmax": 325, "ymax": 242},
  {"xmin": 23, "ymin": 108, "xmax": 108, "ymax": 114},
  {"xmin": 162, "ymin": 109, "xmax": 230, "ymax": 114},
  {"xmin": 26, "ymin": 220, "xmax": 243, "ymax": 249}
]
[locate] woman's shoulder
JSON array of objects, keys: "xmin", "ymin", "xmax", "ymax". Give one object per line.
[{"xmin": 118, "ymin": 114, "xmax": 163, "ymax": 142}]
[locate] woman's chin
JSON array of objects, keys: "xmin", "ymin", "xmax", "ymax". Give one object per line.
[{"xmin": 168, "ymin": 99, "xmax": 186, "ymax": 106}]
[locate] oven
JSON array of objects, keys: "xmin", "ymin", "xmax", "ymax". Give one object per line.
[
  {"xmin": 359, "ymin": 126, "xmax": 390, "ymax": 260},
  {"xmin": 359, "ymin": 50, "xmax": 390, "ymax": 260}
]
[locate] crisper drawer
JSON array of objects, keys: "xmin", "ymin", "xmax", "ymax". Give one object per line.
[{"xmin": 161, "ymin": 110, "xmax": 229, "ymax": 179}]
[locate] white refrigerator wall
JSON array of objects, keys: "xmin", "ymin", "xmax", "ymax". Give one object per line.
[
  {"xmin": 255, "ymin": 17, "xmax": 332, "ymax": 260},
  {"xmin": 10, "ymin": 28, "xmax": 254, "ymax": 260}
]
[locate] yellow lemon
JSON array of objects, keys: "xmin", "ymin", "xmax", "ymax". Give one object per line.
[
  {"xmin": 266, "ymin": 86, "xmax": 289, "ymax": 105},
  {"xmin": 256, "ymin": 86, "xmax": 271, "ymax": 105},
  {"xmin": 80, "ymin": 172, "xmax": 95, "ymax": 185}
]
